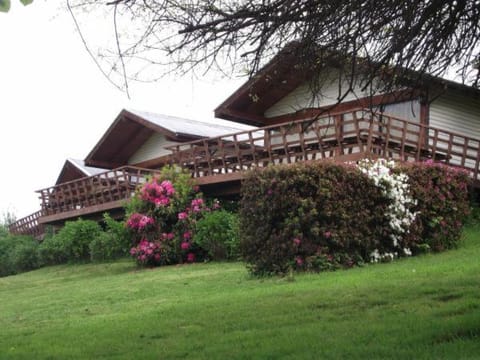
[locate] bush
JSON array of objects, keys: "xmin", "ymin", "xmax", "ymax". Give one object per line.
[
  {"xmin": 39, "ymin": 219, "xmax": 103, "ymax": 264},
  {"xmin": 240, "ymin": 162, "xmax": 389, "ymax": 275},
  {"xmin": 398, "ymin": 161, "xmax": 470, "ymax": 252},
  {"xmin": 193, "ymin": 210, "xmax": 239, "ymax": 261},
  {"xmin": 89, "ymin": 214, "xmax": 131, "ymax": 262},
  {"xmin": 125, "ymin": 166, "xmax": 222, "ymax": 267},
  {"xmin": 0, "ymin": 234, "xmax": 40, "ymax": 277},
  {"xmin": 240, "ymin": 160, "xmax": 470, "ymax": 276}
]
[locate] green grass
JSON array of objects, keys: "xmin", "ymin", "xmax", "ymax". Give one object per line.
[{"xmin": 1, "ymin": 228, "xmax": 480, "ymax": 359}]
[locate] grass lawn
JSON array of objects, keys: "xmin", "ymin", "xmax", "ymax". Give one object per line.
[{"xmin": 0, "ymin": 227, "xmax": 479, "ymax": 359}]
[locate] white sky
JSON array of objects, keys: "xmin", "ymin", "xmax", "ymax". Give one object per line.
[{"xmin": 0, "ymin": 1, "xmax": 245, "ymax": 219}]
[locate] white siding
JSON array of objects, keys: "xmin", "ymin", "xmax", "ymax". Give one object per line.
[
  {"xmin": 429, "ymin": 92, "xmax": 480, "ymax": 136},
  {"xmin": 128, "ymin": 132, "xmax": 181, "ymax": 164},
  {"xmin": 382, "ymin": 100, "xmax": 421, "ymax": 123},
  {"xmin": 429, "ymin": 92, "xmax": 480, "ymax": 168},
  {"xmin": 265, "ymin": 71, "xmax": 383, "ymax": 118}
]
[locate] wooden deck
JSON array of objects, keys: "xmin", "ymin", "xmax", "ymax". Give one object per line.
[
  {"xmin": 8, "ymin": 210, "xmax": 46, "ymax": 239},
  {"xmin": 167, "ymin": 108, "xmax": 480, "ymax": 182},
  {"xmin": 9, "ymin": 108, "xmax": 480, "ymax": 237}
]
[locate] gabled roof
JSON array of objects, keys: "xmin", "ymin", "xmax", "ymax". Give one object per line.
[
  {"xmin": 128, "ymin": 109, "xmax": 252, "ymax": 138},
  {"xmin": 215, "ymin": 43, "xmax": 310, "ymax": 126},
  {"xmin": 215, "ymin": 43, "xmax": 480, "ymax": 126},
  {"xmin": 56, "ymin": 158, "xmax": 106, "ymax": 185},
  {"xmin": 84, "ymin": 109, "xmax": 254, "ymax": 169}
]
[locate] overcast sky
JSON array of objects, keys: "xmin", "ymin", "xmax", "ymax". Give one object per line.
[{"xmin": 0, "ymin": 1, "xmax": 245, "ymax": 219}]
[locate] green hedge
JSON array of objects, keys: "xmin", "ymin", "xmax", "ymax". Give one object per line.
[
  {"xmin": 239, "ymin": 161, "xmax": 470, "ymax": 276},
  {"xmin": 0, "ymin": 234, "xmax": 40, "ymax": 277}
]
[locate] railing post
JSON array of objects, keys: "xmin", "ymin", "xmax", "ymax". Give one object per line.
[{"xmin": 248, "ymin": 131, "xmax": 257, "ymax": 167}]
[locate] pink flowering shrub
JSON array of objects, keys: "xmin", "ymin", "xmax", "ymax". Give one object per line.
[
  {"xmin": 240, "ymin": 161, "xmax": 470, "ymax": 276},
  {"xmin": 140, "ymin": 179, "xmax": 175, "ymax": 206},
  {"xmin": 396, "ymin": 161, "xmax": 470, "ymax": 252},
  {"xmin": 124, "ymin": 166, "xmax": 218, "ymax": 267},
  {"xmin": 126, "ymin": 213, "xmax": 155, "ymax": 231}
]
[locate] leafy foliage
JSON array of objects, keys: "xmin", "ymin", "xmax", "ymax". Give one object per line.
[
  {"xmin": 0, "ymin": 0, "xmax": 33, "ymax": 13},
  {"xmin": 125, "ymin": 165, "xmax": 215, "ymax": 266},
  {"xmin": 89, "ymin": 214, "xmax": 131, "ymax": 262},
  {"xmin": 39, "ymin": 219, "xmax": 103, "ymax": 264},
  {"xmin": 398, "ymin": 161, "xmax": 471, "ymax": 252},
  {"xmin": 240, "ymin": 160, "xmax": 470, "ymax": 276},
  {"xmin": 193, "ymin": 210, "xmax": 240, "ymax": 261},
  {"xmin": 0, "ymin": 233, "xmax": 40, "ymax": 277}
]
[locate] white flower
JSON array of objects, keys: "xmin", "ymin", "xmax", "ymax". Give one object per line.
[{"xmin": 358, "ymin": 158, "xmax": 418, "ymax": 250}]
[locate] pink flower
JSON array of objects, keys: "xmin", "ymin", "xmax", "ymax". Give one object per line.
[
  {"xmin": 161, "ymin": 180, "xmax": 175, "ymax": 196},
  {"xmin": 293, "ymin": 238, "xmax": 301, "ymax": 246},
  {"xmin": 295, "ymin": 256, "xmax": 304, "ymax": 266},
  {"xmin": 193, "ymin": 185, "xmax": 200, "ymax": 193},
  {"xmin": 324, "ymin": 231, "xmax": 332, "ymax": 239},
  {"xmin": 167, "ymin": 232, "xmax": 174, "ymax": 240},
  {"xmin": 154, "ymin": 253, "xmax": 161, "ymax": 262},
  {"xmin": 187, "ymin": 253, "xmax": 196, "ymax": 263},
  {"xmin": 178, "ymin": 212, "xmax": 188, "ymax": 220},
  {"xmin": 191, "ymin": 198, "xmax": 204, "ymax": 212},
  {"xmin": 181, "ymin": 241, "xmax": 190, "ymax": 250},
  {"xmin": 129, "ymin": 247, "xmax": 137, "ymax": 255},
  {"xmin": 183, "ymin": 231, "xmax": 192, "ymax": 240}
]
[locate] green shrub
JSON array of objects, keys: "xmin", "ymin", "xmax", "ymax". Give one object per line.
[
  {"xmin": 39, "ymin": 219, "xmax": 103, "ymax": 264},
  {"xmin": 125, "ymin": 166, "xmax": 215, "ymax": 266},
  {"xmin": 89, "ymin": 214, "xmax": 131, "ymax": 262},
  {"xmin": 193, "ymin": 210, "xmax": 239, "ymax": 261},
  {"xmin": 398, "ymin": 161, "xmax": 470, "ymax": 251},
  {"xmin": 12, "ymin": 238, "xmax": 41, "ymax": 272},
  {"xmin": 240, "ymin": 160, "xmax": 470, "ymax": 276},
  {"xmin": 240, "ymin": 162, "xmax": 390, "ymax": 275},
  {"xmin": 39, "ymin": 232, "xmax": 70, "ymax": 265},
  {"xmin": 0, "ymin": 234, "xmax": 40, "ymax": 277}
]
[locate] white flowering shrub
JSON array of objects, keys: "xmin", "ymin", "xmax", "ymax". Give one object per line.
[{"xmin": 357, "ymin": 159, "xmax": 417, "ymax": 262}]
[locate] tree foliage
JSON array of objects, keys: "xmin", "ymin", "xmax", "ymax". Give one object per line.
[
  {"xmin": 68, "ymin": 0, "xmax": 480, "ymax": 92},
  {"xmin": 0, "ymin": 0, "xmax": 33, "ymax": 12}
]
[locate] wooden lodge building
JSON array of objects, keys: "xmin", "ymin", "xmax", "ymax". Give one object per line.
[{"xmin": 9, "ymin": 52, "xmax": 480, "ymax": 238}]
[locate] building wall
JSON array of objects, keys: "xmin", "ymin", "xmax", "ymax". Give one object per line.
[
  {"xmin": 128, "ymin": 132, "xmax": 180, "ymax": 165},
  {"xmin": 429, "ymin": 91, "xmax": 480, "ymax": 136},
  {"xmin": 265, "ymin": 71, "xmax": 382, "ymax": 118},
  {"xmin": 429, "ymin": 91, "xmax": 480, "ymax": 168}
]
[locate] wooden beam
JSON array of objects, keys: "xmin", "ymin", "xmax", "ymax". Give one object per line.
[
  {"xmin": 83, "ymin": 159, "xmax": 122, "ymax": 169},
  {"xmin": 194, "ymin": 172, "xmax": 245, "ymax": 186},
  {"xmin": 133, "ymin": 155, "xmax": 173, "ymax": 169},
  {"xmin": 39, "ymin": 199, "xmax": 127, "ymax": 225},
  {"xmin": 214, "ymin": 107, "xmax": 268, "ymax": 126}
]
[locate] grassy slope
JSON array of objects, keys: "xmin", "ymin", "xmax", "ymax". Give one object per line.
[{"xmin": 0, "ymin": 228, "xmax": 479, "ymax": 359}]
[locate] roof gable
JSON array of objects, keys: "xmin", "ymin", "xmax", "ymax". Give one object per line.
[
  {"xmin": 56, "ymin": 158, "xmax": 107, "ymax": 185},
  {"xmin": 215, "ymin": 44, "xmax": 480, "ymax": 126},
  {"xmin": 84, "ymin": 109, "xmax": 254, "ymax": 168}
]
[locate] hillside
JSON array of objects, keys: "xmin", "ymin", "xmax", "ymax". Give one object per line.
[{"xmin": 0, "ymin": 227, "xmax": 479, "ymax": 359}]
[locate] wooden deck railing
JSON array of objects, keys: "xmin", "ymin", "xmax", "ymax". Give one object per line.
[
  {"xmin": 167, "ymin": 108, "xmax": 480, "ymax": 182},
  {"xmin": 8, "ymin": 210, "xmax": 46, "ymax": 239},
  {"xmin": 10, "ymin": 108, "xmax": 480, "ymax": 238},
  {"xmin": 36, "ymin": 166, "xmax": 160, "ymax": 216}
]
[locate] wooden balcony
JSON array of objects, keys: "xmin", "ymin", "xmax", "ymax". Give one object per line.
[
  {"xmin": 10, "ymin": 108, "xmax": 480, "ymax": 238},
  {"xmin": 8, "ymin": 210, "xmax": 46, "ymax": 239},
  {"xmin": 167, "ymin": 108, "xmax": 480, "ymax": 185},
  {"xmin": 36, "ymin": 166, "xmax": 161, "ymax": 225},
  {"xmin": 10, "ymin": 166, "xmax": 161, "ymax": 238}
]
